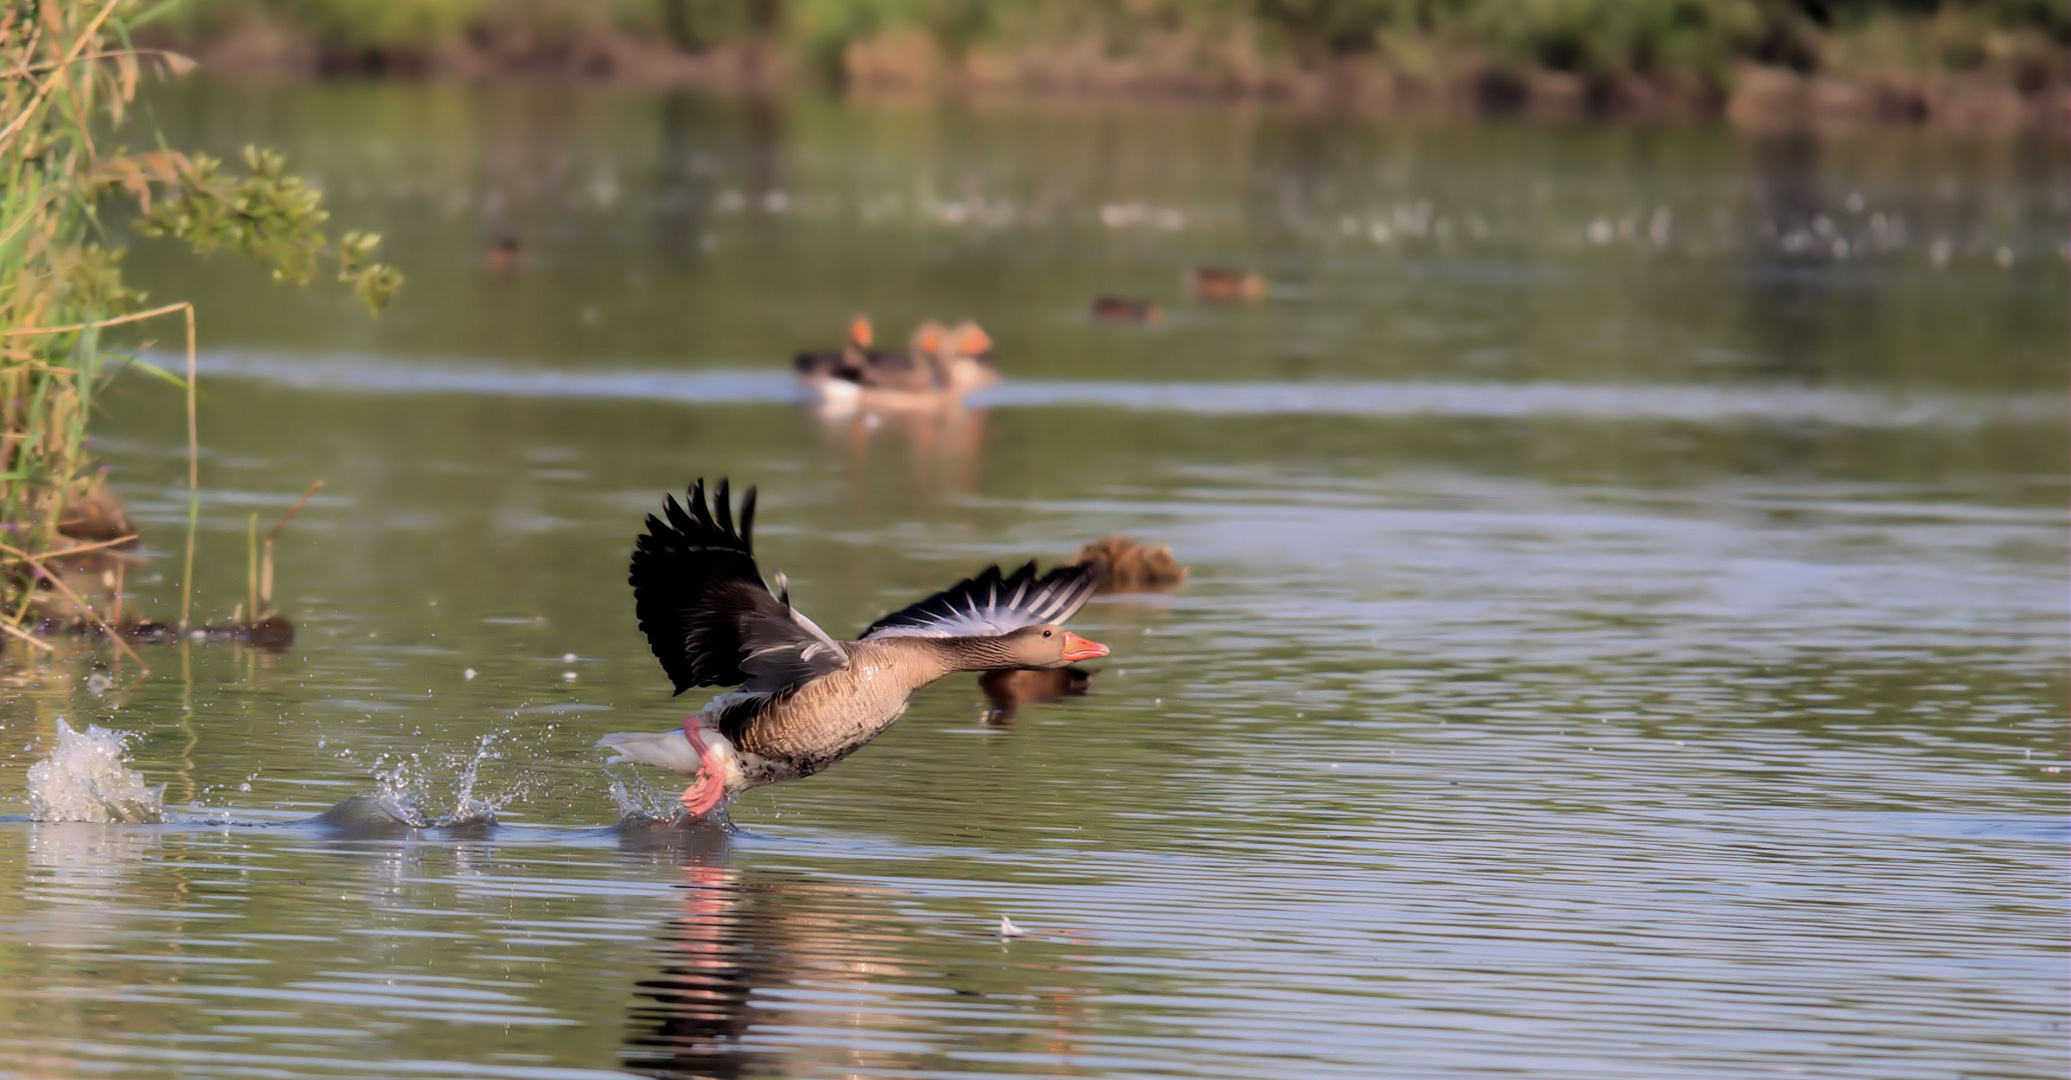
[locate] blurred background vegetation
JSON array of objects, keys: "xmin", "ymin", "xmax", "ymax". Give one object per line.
[
  {"xmin": 133, "ymin": 0, "xmax": 2071, "ymax": 122},
  {"xmin": 1, "ymin": 0, "xmax": 397, "ymax": 626},
  {"xmin": 133, "ymin": 0, "xmax": 2069, "ymax": 123}
]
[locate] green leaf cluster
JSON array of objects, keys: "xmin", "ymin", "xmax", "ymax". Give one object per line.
[{"xmin": 1, "ymin": 0, "xmax": 401, "ymax": 619}]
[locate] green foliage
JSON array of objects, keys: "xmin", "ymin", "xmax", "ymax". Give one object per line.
[
  {"xmin": 1462, "ymin": 0, "xmax": 1763, "ymax": 84},
  {"xmin": 0, "ymin": 0, "xmax": 401, "ymax": 614},
  {"xmin": 135, "ymin": 147, "xmax": 403, "ymax": 312},
  {"xmin": 1255, "ymin": 0, "xmax": 1410, "ymax": 63}
]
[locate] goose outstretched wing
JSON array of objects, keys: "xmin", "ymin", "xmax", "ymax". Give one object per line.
[
  {"xmin": 631, "ymin": 479, "xmax": 848, "ymax": 696},
  {"xmin": 861, "ymin": 561, "xmax": 1102, "ymax": 640}
]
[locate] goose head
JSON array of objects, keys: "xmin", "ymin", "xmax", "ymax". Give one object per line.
[{"xmin": 981, "ymin": 624, "xmax": 1109, "ymax": 668}]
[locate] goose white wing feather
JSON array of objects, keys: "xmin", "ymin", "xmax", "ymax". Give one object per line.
[{"xmin": 862, "ymin": 561, "xmax": 1101, "ymax": 640}]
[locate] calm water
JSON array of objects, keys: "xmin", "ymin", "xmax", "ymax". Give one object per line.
[{"xmin": 0, "ymin": 82, "xmax": 2064, "ymax": 1079}]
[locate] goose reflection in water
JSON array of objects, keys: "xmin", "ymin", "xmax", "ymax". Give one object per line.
[
  {"xmin": 617, "ymin": 822, "xmax": 1095, "ymax": 1079},
  {"xmin": 807, "ymin": 399, "xmax": 988, "ymax": 495},
  {"xmin": 979, "ymin": 666, "xmax": 1095, "ymax": 724}
]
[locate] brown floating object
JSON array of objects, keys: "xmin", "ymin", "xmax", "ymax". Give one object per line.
[
  {"xmin": 1072, "ymin": 536, "xmax": 1187, "ymax": 593},
  {"xmin": 1090, "ymin": 296, "xmax": 1162, "ymax": 323},
  {"xmin": 980, "ymin": 666, "xmax": 1095, "ymax": 723},
  {"xmin": 1189, "ymin": 267, "xmax": 1266, "ymax": 302}
]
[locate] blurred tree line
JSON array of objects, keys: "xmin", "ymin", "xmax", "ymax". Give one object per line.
[{"xmin": 141, "ymin": 0, "xmax": 2068, "ymax": 102}]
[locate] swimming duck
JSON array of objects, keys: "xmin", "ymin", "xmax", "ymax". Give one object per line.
[
  {"xmin": 1189, "ymin": 267, "xmax": 1266, "ymax": 302},
  {"xmin": 597, "ymin": 480, "xmax": 1110, "ymax": 818},
  {"xmin": 486, "ymin": 237, "xmax": 525, "ymax": 274},
  {"xmin": 1091, "ymin": 296, "xmax": 1162, "ymax": 323},
  {"xmin": 1071, "ymin": 536, "xmax": 1187, "ymax": 593}
]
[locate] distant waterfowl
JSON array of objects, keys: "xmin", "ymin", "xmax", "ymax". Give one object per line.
[
  {"xmin": 598, "ymin": 480, "xmax": 1110, "ymax": 818},
  {"xmin": 795, "ymin": 317, "xmax": 996, "ymax": 409},
  {"xmin": 792, "ymin": 314, "xmax": 875, "ymax": 383},
  {"xmin": 852, "ymin": 320, "xmax": 950, "ymax": 394},
  {"xmin": 1071, "ymin": 536, "xmax": 1187, "ymax": 593},
  {"xmin": 1189, "ymin": 267, "xmax": 1266, "ymax": 302},
  {"xmin": 934, "ymin": 320, "xmax": 999, "ymax": 396},
  {"xmin": 487, "ymin": 237, "xmax": 525, "ymax": 273},
  {"xmin": 1091, "ymin": 296, "xmax": 1162, "ymax": 323}
]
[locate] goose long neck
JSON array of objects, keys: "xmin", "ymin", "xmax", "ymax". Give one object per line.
[{"xmin": 912, "ymin": 636, "xmax": 1025, "ymax": 675}]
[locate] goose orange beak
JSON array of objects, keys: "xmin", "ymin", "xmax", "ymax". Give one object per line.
[
  {"xmin": 850, "ymin": 317, "xmax": 873, "ymax": 347},
  {"xmin": 1061, "ymin": 631, "xmax": 1109, "ymax": 661}
]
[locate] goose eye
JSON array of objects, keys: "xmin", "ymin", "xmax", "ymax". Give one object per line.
[{"xmin": 1042, "ymin": 630, "xmax": 1052, "ymax": 637}]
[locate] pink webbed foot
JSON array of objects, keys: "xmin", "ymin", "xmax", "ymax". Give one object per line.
[{"xmin": 677, "ymin": 723, "xmax": 732, "ymax": 819}]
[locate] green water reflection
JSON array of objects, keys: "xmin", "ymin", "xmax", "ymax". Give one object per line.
[{"xmin": 0, "ymin": 81, "xmax": 2062, "ymax": 1079}]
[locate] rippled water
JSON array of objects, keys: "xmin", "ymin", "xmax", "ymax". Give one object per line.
[{"xmin": 0, "ymin": 83, "xmax": 2063, "ymax": 1079}]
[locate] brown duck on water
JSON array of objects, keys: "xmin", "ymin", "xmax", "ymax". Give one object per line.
[
  {"xmin": 1090, "ymin": 296, "xmax": 1162, "ymax": 323},
  {"xmin": 1189, "ymin": 267, "xmax": 1267, "ymax": 302},
  {"xmin": 1072, "ymin": 535, "xmax": 1187, "ymax": 593},
  {"xmin": 597, "ymin": 480, "xmax": 1110, "ymax": 818}
]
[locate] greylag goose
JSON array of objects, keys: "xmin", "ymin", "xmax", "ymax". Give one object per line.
[
  {"xmin": 934, "ymin": 321, "xmax": 999, "ymax": 397},
  {"xmin": 597, "ymin": 480, "xmax": 1110, "ymax": 817},
  {"xmin": 792, "ymin": 314, "xmax": 875, "ymax": 384},
  {"xmin": 852, "ymin": 320, "xmax": 948, "ymax": 394},
  {"xmin": 796, "ymin": 319, "xmax": 963, "ymax": 407}
]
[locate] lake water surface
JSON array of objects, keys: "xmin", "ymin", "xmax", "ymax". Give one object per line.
[{"xmin": 0, "ymin": 83, "xmax": 2065, "ymax": 1079}]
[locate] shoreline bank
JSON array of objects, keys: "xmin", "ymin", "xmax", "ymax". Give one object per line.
[{"xmin": 151, "ymin": 23, "xmax": 2068, "ymax": 133}]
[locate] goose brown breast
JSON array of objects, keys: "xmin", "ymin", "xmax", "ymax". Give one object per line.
[{"xmin": 728, "ymin": 640, "xmax": 949, "ymax": 763}]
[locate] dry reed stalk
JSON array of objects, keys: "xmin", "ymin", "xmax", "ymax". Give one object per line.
[
  {"xmin": 0, "ymin": 0, "xmax": 121, "ymax": 151},
  {"xmin": 3, "ymin": 301, "xmax": 200, "ymax": 631},
  {"xmin": 245, "ymin": 514, "xmax": 257, "ymax": 627},
  {"xmin": 0, "ymin": 533, "xmax": 136, "ymax": 564},
  {"xmin": 260, "ymin": 480, "xmax": 323, "ymax": 613},
  {"xmin": 183, "ymin": 301, "xmax": 197, "ymax": 629},
  {"xmin": 0, "ymin": 618, "xmax": 57, "ymax": 654},
  {"xmin": 0, "ymin": 541, "xmax": 148, "ymax": 671}
]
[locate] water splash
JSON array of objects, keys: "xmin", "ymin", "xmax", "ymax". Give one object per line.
[
  {"xmin": 606, "ymin": 766, "xmax": 692, "ymax": 827},
  {"xmin": 362, "ymin": 732, "xmax": 520, "ymax": 828},
  {"xmin": 26, "ymin": 719, "xmax": 170, "ymax": 824}
]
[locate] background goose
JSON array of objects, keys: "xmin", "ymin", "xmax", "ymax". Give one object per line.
[
  {"xmin": 791, "ymin": 314, "xmax": 875, "ymax": 384},
  {"xmin": 598, "ymin": 480, "xmax": 1109, "ymax": 818},
  {"xmin": 935, "ymin": 320, "xmax": 999, "ymax": 396}
]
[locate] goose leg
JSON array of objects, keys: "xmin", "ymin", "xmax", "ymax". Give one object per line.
[{"xmin": 678, "ymin": 721, "xmax": 731, "ymax": 817}]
